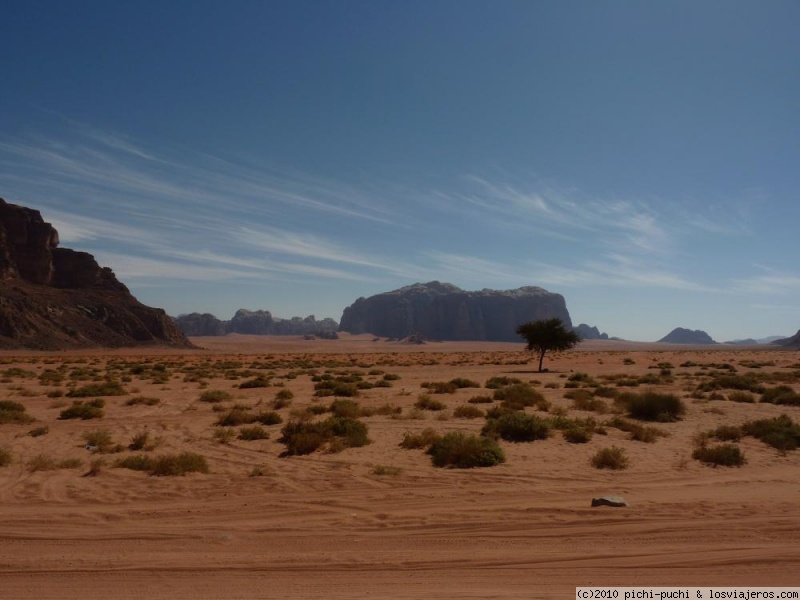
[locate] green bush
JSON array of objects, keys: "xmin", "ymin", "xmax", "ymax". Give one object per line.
[
  {"xmin": 427, "ymin": 432, "xmax": 505, "ymax": 468},
  {"xmin": 59, "ymin": 399, "xmax": 105, "ymax": 420},
  {"xmin": 66, "ymin": 381, "xmax": 127, "ymax": 397},
  {"xmin": 692, "ymin": 444, "xmax": 746, "ymax": 467},
  {"xmin": 468, "ymin": 395, "xmax": 494, "ymax": 404},
  {"xmin": 0, "ymin": 400, "xmax": 34, "ymax": 424},
  {"xmin": 620, "ymin": 391, "xmax": 685, "ymax": 422},
  {"xmin": 697, "ymin": 374, "xmax": 765, "ymax": 394},
  {"xmin": 591, "ymin": 446, "xmax": 629, "ymax": 470},
  {"xmin": 329, "ymin": 399, "xmax": 362, "ymax": 418},
  {"xmin": 605, "ymin": 416, "xmax": 666, "ymax": 443},
  {"xmin": 82, "ymin": 429, "xmax": 121, "ymax": 453},
  {"xmin": 482, "ymin": 412, "xmax": 550, "ymax": 442},
  {"xmin": 493, "ymin": 383, "xmax": 548, "ymax": 411},
  {"xmin": 128, "ymin": 431, "xmax": 152, "ymax": 451},
  {"xmin": 707, "ymin": 425, "xmax": 743, "ymax": 442}
]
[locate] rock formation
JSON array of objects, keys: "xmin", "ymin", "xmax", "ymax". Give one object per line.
[
  {"xmin": 772, "ymin": 330, "xmax": 800, "ymax": 349},
  {"xmin": 173, "ymin": 310, "xmax": 339, "ymax": 337},
  {"xmin": 657, "ymin": 327, "xmax": 716, "ymax": 344},
  {"xmin": 0, "ymin": 198, "xmax": 191, "ymax": 349},
  {"xmin": 338, "ymin": 281, "xmax": 572, "ymax": 342},
  {"xmin": 573, "ymin": 323, "xmax": 609, "ymax": 340}
]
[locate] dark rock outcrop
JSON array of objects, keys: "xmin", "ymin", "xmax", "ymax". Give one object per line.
[
  {"xmin": 173, "ymin": 313, "xmax": 227, "ymax": 336},
  {"xmin": 173, "ymin": 310, "xmax": 339, "ymax": 337},
  {"xmin": 772, "ymin": 330, "xmax": 800, "ymax": 349},
  {"xmin": 338, "ymin": 281, "xmax": 572, "ymax": 342},
  {"xmin": 0, "ymin": 198, "xmax": 192, "ymax": 350},
  {"xmin": 573, "ymin": 323, "xmax": 609, "ymax": 340},
  {"xmin": 658, "ymin": 328, "xmax": 716, "ymax": 344}
]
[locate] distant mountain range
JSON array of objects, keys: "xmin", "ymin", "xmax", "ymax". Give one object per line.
[
  {"xmin": 658, "ymin": 328, "xmax": 717, "ymax": 344},
  {"xmin": 174, "ymin": 310, "xmax": 339, "ymax": 338}
]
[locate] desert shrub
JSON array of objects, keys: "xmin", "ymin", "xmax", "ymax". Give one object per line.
[
  {"xmin": 149, "ymin": 452, "xmax": 210, "ymax": 476},
  {"xmin": 427, "ymin": 432, "xmax": 505, "ymax": 468},
  {"xmin": 453, "ymin": 405, "xmax": 484, "ymax": 419},
  {"xmin": 85, "ymin": 458, "xmax": 106, "ymax": 477},
  {"xmin": 591, "ymin": 446, "xmax": 629, "ymax": 470},
  {"xmin": 563, "ymin": 388, "xmax": 593, "ymax": 402},
  {"xmin": 760, "ymin": 386, "xmax": 800, "ymax": 406},
  {"xmin": 199, "ymin": 390, "xmax": 232, "ymax": 403},
  {"xmin": 27, "ymin": 454, "xmax": 83, "ymax": 472},
  {"xmin": 239, "ymin": 376, "xmax": 271, "ymax": 389},
  {"xmin": 420, "ymin": 381, "xmax": 458, "ymax": 394},
  {"xmin": 485, "ymin": 376, "xmax": 522, "ymax": 389},
  {"xmin": 28, "ymin": 425, "xmax": 49, "ymax": 437},
  {"xmin": 468, "ymin": 395, "xmax": 493, "ymax": 404},
  {"xmin": 125, "ymin": 396, "xmax": 160, "ymax": 406},
  {"xmin": 727, "ymin": 391, "xmax": 756, "ymax": 403},
  {"xmin": 115, "ymin": 455, "xmax": 153, "ymax": 471},
  {"xmin": 620, "ymin": 391, "xmax": 685, "ymax": 422},
  {"xmin": 567, "ymin": 372, "xmax": 598, "ymax": 387},
  {"xmin": 59, "ymin": 399, "xmax": 105, "ymax": 420},
  {"xmin": 216, "ymin": 408, "xmax": 258, "ymax": 427},
  {"xmin": 256, "ymin": 410, "xmax": 283, "ymax": 425},
  {"xmin": 0, "ymin": 447, "xmax": 12, "ymax": 467},
  {"xmin": 363, "ymin": 403, "xmax": 402, "ymax": 416},
  {"xmin": 605, "ymin": 416, "xmax": 666, "ymax": 443},
  {"xmin": 0, "ymin": 400, "xmax": 34, "ymax": 424},
  {"xmin": 563, "ymin": 427, "xmax": 593, "ymax": 444},
  {"xmin": 482, "ymin": 412, "xmax": 550, "ymax": 442},
  {"xmin": 592, "ymin": 386, "xmax": 619, "ymax": 398},
  {"xmin": 82, "ymin": 429, "xmax": 121, "ymax": 453},
  {"xmin": 415, "ymin": 394, "xmax": 446, "ymax": 411},
  {"xmin": 327, "ymin": 416, "xmax": 370, "ymax": 449},
  {"xmin": 692, "ymin": 444, "xmax": 746, "ymax": 467},
  {"xmin": 697, "ymin": 374, "xmax": 765, "ymax": 394},
  {"xmin": 329, "ymin": 399, "xmax": 363, "ymax": 418},
  {"xmin": 707, "ymin": 425, "xmax": 743, "ymax": 442},
  {"xmin": 128, "ymin": 431, "xmax": 152, "ymax": 451},
  {"xmin": 383, "ymin": 373, "xmax": 401, "ymax": 381},
  {"xmin": 214, "ymin": 427, "xmax": 236, "ymax": 444},
  {"xmin": 66, "ymin": 381, "xmax": 126, "ymax": 397},
  {"xmin": 275, "ymin": 389, "xmax": 294, "ymax": 401},
  {"xmin": 279, "ymin": 416, "xmax": 370, "ymax": 455},
  {"xmin": 372, "ymin": 465, "xmax": 403, "ymax": 476},
  {"xmin": 741, "ymin": 414, "xmax": 800, "ymax": 452},
  {"xmin": 400, "ymin": 428, "xmax": 441, "ymax": 449},
  {"xmin": 314, "ymin": 381, "xmax": 359, "ymax": 397},
  {"xmin": 493, "ymin": 383, "xmax": 548, "ymax": 411},
  {"xmin": 448, "ymin": 378, "xmax": 480, "ymax": 389},
  {"xmin": 570, "ymin": 395, "xmax": 608, "ymax": 414},
  {"xmin": 238, "ymin": 425, "xmax": 270, "ymax": 440}
]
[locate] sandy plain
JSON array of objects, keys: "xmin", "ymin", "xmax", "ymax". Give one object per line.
[{"xmin": 0, "ymin": 334, "xmax": 799, "ymax": 599}]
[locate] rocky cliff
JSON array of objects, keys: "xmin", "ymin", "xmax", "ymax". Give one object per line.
[
  {"xmin": 174, "ymin": 310, "xmax": 339, "ymax": 337},
  {"xmin": 338, "ymin": 281, "xmax": 572, "ymax": 342},
  {"xmin": 0, "ymin": 198, "xmax": 192, "ymax": 350},
  {"xmin": 772, "ymin": 330, "xmax": 800, "ymax": 349},
  {"xmin": 658, "ymin": 327, "xmax": 717, "ymax": 344}
]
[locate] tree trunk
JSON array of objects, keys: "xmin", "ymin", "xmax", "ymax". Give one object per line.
[{"xmin": 538, "ymin": 350, "xmax": 546, "ymax": 372}]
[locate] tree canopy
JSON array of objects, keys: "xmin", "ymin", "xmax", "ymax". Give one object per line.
[{"xmin": 516, "ymin": 318, "xmax": 580, "ymax": 372}]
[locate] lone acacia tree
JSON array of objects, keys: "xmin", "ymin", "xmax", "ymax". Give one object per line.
[{"xmin": 516, "ymin": 318, "xmax": 580, "ymax": 372}]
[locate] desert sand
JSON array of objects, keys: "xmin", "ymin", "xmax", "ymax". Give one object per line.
[{"xmin": 1, "ymin": 334, "xmax": 799, "ymax": 599}]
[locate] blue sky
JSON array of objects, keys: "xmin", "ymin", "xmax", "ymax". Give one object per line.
[{"xmin": 1, "ymin": 0, "xmax": 798, "ymax": 342}]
